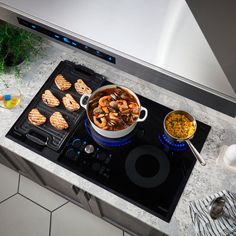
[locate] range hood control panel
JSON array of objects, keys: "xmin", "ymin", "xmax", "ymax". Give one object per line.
[{"xmin": 17, "ymin": 17, "xmax": 116, "ymax": 64}]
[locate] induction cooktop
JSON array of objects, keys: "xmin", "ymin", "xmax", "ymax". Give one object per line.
[
  {"xmin": 58, "ymin": 94, "xmax": 211, "ymax": 222},
  {"xmin": 6, "ymin": 61, "xmax": 211, "ymax": 222}
]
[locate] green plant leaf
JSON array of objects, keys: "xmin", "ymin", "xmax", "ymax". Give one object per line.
[{"xmin": 0, "ymin": 22, "xmax": 43, "ymax": 77}]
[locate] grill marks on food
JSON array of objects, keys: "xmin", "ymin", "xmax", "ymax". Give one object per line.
[
  {"xmin": 74, "ymin": 79, "xmax": 92, "ymax": 95},
  {"xmin": 42, "ymin": 90, "xmax": 60, "ymax": 107},
  {"xmin": 62, "ymin": 94, "xmax": 80, "ymax": 112},
  {"xmin": 50, "ymin": 112, "xmax": 69, "ymax": 130},
  {"xmin": 55, "ymin": 74, "xmax": 72, "ymax": 91},
  {"xmin": 28, "ymin": 109, "xmax": 69, "ymax": 130},
  {"xmin": 28, "ymin": 75, "xmax": 90, "ymax": 131},
  {"xmin": 28, "ymin": 108, "xmax": 47, "ymax": 126}
]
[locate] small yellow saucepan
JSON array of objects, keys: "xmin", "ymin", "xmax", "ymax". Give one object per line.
[{"xmin": 163, "ymin": 110, "xmax": 206, "ymax": 166}]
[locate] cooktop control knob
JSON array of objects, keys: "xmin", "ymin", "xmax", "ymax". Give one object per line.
[
  {"xmin": 65, "ymin": 148, "xmax": 77, "ymax": 161},
  {"xmin": 84, "ymin": 144, "xmax": 95, "ymax": 154},
  {"xmin": 72, "ymin": 139, "xmax": 82, "ymax": 149}
]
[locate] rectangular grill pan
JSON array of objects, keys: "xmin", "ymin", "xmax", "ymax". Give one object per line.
[{"xmin": 11, "ymin": 60, "xmax": 106, "ymax": 151}]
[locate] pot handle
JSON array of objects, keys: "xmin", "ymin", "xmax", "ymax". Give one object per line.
[
  {"xmin": 137, "ymin": 106, "xmax": 148, "ymax": 122},
  {"xmin": 185, "ymin": 140, "xmax": 206, "ymax": 166},
  {"xmin": 80, "ymin": 93, "xmax": 91, "ymax": 109}
]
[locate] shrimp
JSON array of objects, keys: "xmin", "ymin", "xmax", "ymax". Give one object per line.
[
  {"xmin": 99, "ymin": 96, "xmax": 112, "ymax": 107},
  {"xmin": 117, "ymin": 100, "xmax": 128, "ymax": 109},
  {"xmin": 109, "ymin": 101, "xmax": 118, "ymax": 108},
  {"xmin": 109, "ymin": 112, "xmax": 120, "ymax": 123},
  {"xmin": 129, "ymin": 102, "xmax": 139, "ymax": 114},
  {"xmin": 97, "ymin": 114, "xmax": 105, "ymax": 118},
  {"xmin": 102, "ymin": 106, "xmax": 109, "ymax": 113},
  {"xmin": 120, "ymin": 107, "xmax": 130, "ymax": 114},
  {"xmin": 93, "ymin": 116, "xmax": 107, "ymax": 128}
]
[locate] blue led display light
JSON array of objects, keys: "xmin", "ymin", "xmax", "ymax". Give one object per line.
[
  {"xmin": 63, "ymin": 37, "xmax": 70, "ymax": 44},
  {"xmin": 17, "ymin": 17, "xmax": 116, "ymax": 64}
]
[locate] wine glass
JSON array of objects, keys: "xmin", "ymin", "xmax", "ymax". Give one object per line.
[{"xmin": 0, "ymin": 87, "xmax": 21, "ymax": 109}]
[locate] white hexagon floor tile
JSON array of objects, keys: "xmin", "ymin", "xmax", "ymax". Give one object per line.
[
  {"xmin": 51, "ymin": 202, "xmax": 123, "ymax": 236},
  {"xmin": 0, "ymin": 194, "xmax": 50, "ymax": 236},
  {"xmin": 0, "ymin": 163, "xmax": 18, "ymax": 202},
  {"xmin": 19, "ymin": 175, "xmax": 67, "ymax": 211}
]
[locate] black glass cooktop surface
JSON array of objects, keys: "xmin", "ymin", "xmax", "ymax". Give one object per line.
[
  {"xmin": 6, "ymin": 61, "xmax": 211, "ymax": 222},
  {"xmin": 58, "ymin": 95, "xmax": 211, "ymax": 222}
]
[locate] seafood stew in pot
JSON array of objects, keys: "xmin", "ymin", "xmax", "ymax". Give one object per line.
[{"xmin": 88, "ymin": 87, "xmax": 140, "ymax": 131}]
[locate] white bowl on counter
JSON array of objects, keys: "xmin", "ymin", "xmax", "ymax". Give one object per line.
[{"xmin": 223, "ymin": 144, "xmax": 236, "ymax": 168}]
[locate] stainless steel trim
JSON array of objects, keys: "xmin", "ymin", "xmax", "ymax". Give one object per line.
[{"xmin": 0, "ymin": 2, "xmax": 235, "ymax": 117}]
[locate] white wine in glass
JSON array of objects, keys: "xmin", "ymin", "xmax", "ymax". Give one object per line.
[{"xmin": 0, "ymin": 87, "xmax": 21, "ymax": 109}]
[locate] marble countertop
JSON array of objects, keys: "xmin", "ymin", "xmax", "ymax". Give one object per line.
[{"xmin": 1, "ymin": 41, "xmax": 236, "ymax": 236}]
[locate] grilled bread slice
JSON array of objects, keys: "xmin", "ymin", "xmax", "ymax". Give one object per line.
[
  {"xmin": 55, "ymin": 74, "xmax": 72, "ymax": 91},
  {"xmin": 74, "ymin": 79, "xmax": 92, "ymax": 95},
  {"xmin": 50, "ymin": 112, "xmax": 69, "ymax": 130},
  {"xmin": 62, "ymin": 94, "xmax": 80, "ymax": 112},
  {"xmin": 42, "ymin": 90, "xmax": 60, "ymax": 107},
  {"xmin": 28, "ymin": 108, "xmax": 47, "ymax": 126}
]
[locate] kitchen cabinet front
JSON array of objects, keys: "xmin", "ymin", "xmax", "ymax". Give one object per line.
[
  {"xmin": 88, "ymin": 195, "xmax": 166, "ymax": 236},
  {"xmin": 27, "ymin": 162, "xmax": 92, "ymax": 212}
]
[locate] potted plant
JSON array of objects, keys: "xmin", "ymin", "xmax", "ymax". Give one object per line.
[{"xmin": 0, "ymin": 22, "xmax": 42, "ymax": 77}]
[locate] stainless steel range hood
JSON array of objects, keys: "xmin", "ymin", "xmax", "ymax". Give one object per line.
[{"xmin": 0, "ymin": 0, "xmax": 235, "ymax": 116}]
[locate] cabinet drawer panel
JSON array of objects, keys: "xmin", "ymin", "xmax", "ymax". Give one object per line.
[{"xmin": 98, "ymin": 200, "xmax": 164, "ymax": 236}]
